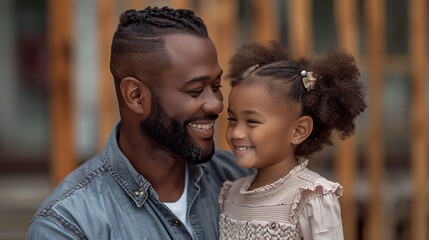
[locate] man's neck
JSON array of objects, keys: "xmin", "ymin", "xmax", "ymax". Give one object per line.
[
  {"xmin": 118, "ymin": 127, "xmax": 187, "ymax": 202},
  {"xmin": 142, "ymin": 159, "xmax": 186, "ymax": 202}
]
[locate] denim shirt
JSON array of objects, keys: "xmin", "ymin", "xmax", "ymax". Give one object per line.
[{"xmin": 27, "ymin": 124, "xmax": 252, "ymax": 240}]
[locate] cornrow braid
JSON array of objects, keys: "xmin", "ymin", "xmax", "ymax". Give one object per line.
[{"xmin": 117, "ymin": 6, "xmax": 208, "ymax": 37}]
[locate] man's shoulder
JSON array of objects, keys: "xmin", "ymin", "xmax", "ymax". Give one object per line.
[
  {"xmin": 34, "ymin": 154, "xmax": 109, "ymax": 216},
  {"xmin": 211, "ymin": 149, "xmax": 235, "ymax": 161},
  {"xmin": 28, "ymin": 153, "xmax": 113, "ymax": 238},
  {"xmin": 209, "ymin": 149, "xmax": 236, "ymax": 170}
]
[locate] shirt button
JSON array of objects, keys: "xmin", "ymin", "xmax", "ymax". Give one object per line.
[
  {"xmin": 172, "ymin": 219, "xmax": 181, "ymax": 226},
  {"xmin": 133, "ymin": 190, "xmax": 144, "ymax": 196}
]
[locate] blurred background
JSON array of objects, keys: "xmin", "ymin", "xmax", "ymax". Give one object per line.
[{"xmin": 0, "ymin": 0, "xmax": 427, "ymax": 239}]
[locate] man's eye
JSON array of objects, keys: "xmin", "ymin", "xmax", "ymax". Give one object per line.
[
  {"xmin": 187, "ymin": 89, "xmax": 203, "ymax": 97},
  {"xmin": 212, "ymin": 84, "xmax": 223, "ymax": 92}
]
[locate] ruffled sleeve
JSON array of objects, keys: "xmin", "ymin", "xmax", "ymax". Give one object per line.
[
  {"xmin": 218, "ymin": 180, "xmax": 234, "ymax": 211},
  {"xmin": 297, "ymin": 185, "xmax": 344, "ymax": 240}
]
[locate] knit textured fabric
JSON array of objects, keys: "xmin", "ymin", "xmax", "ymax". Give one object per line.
[{"xmin": 218, "ymin": 160, "xmax": 343, "ymax": 240}]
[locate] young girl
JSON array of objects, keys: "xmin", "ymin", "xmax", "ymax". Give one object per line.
[{"xmin": 218, "ymin": 41, "xmax": 366, "ymax": 240}]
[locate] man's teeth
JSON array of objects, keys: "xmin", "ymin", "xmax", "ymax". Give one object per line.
[
  {"xmin": 236, "ymin": 146, "xmax": 254, "ymax": 151},
  {"xmin": 189, "ymin": 123, "xmax": 214, "ymax": 130}
]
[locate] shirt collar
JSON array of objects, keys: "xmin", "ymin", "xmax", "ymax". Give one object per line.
[{"xmin": 102, "ymin": 122, "xmax": 206, "ymax": 207}]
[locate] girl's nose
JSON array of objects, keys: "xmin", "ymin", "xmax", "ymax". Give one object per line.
[{"xmin": 229, "ymin": 124, "xmax": 246, "ymax": 140}]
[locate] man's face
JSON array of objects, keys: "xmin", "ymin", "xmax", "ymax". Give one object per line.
[
  {"xmin": 141, "ymin": 34, "xmax": 223, "ymax": 164},
  {"xmin": 141, "ymin": 93, "xmax": 218, "ymax": 164}
]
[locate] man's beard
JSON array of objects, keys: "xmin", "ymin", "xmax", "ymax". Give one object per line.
[{"xmin": 140, "ymin": 94, "xmax": 216, "ymax": 164}]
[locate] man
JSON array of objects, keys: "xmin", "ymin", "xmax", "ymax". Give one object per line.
[{"xmin": 27, "ymin": 6, "xmax": 251, "ymax": 240}]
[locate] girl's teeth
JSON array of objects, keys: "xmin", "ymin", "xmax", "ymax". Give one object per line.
[{"xmin": 236, "ymin": 147, "xmax": 253, "ymax": 151}]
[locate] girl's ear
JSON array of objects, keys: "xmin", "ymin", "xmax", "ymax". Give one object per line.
[
  {"xmin": 120, "ymin": 77, "xmax": 152, "ymax": 119},
  {"xmin": 291, "ymin": 116, "xmax": 313, "ymax": 145}
]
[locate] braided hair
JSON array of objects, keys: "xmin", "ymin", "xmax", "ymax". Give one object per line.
[
  {"xmin": 227, "ymin": 41, "xmax": 366, "ymax": 157},
  {"xmin": 110, "ymin": 6, "xmax": 209, "ymax": 85},
  {"xmin": 115, "ymin": 6, "xmax": 207, "ymax": 37}
]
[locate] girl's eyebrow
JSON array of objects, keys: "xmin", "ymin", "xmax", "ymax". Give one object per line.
[{"xmin": 228, "ymin": 108, "xmax": 261, "ymax": 116}]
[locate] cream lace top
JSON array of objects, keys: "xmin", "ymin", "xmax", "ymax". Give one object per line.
[{"xmin": 218, "ymin": 160, "xmax": 344, "ymax": 240}]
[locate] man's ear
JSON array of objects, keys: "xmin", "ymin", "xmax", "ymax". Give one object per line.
[
  {"xmin": 120, "ymin": 77, "xmax": 151, "ymax": 118},
  {"xmin": 291, "ymin": 116, "xmax": 313, "ymax": 145}
]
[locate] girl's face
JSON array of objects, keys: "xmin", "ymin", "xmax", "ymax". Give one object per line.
[{"xmin": 226, "ymin": 82, "xmax": 302, "ymax": 170}]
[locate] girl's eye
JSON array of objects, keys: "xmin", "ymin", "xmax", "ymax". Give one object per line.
[
  {"xmin": 227, "ymin": 117, "xmax": 236, "ymax": 122},
  {"xmin": 227, "ymin": 117, "xmax": 237, "ymax": 126},
  {"xmin": 247, "ymin": 119, "xmax": 260, "ymax": 125}
]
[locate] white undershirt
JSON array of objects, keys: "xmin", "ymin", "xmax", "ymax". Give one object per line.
[{"xmin": 163, "ymin": 165, "xmax": 195, "ymax": 239}]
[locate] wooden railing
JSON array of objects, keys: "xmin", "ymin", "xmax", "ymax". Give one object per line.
[
  {"xmin": 364, "ymin": 0, "xmax": 385, "ymax": 239},
  {"xmin": 334, "ymin": 1, "xmax": 360, "ymax": 239},
  {"xmin": 48, "ymin": 1, "xmax": 427, "ymax": 239},
  {"xmin": 409, "ymin": 0, "xmax": 427, "ymax": 239}
]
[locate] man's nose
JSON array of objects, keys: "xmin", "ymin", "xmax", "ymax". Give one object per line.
[{"xmin": 202, "ymin": 90, "xmax": 223, "ymax": 114}]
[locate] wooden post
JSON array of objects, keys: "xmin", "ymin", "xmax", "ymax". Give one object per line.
[
  {"xmin": 251, "ymin": 0, "xmax": 279, "ymax": 43},
  {"xmin": 170, "ymin": 0, "xmax": 191, "ymax": 9},
  {"xmin": 364, "ymin": 0, "xmax": 385, "ymax": 239},
  {"xmin": 334, "ymin": 0, "xmax": 359, "ymax": 239},
  {"xmin": 127, "ymin": 0, "xmax": 146, "ymax": 10},
  {"xmin": 215, "ymin": 0, "xmax": 238, "ymax": 151},
  {"xmin": 47, "ymin": 0, "xmax": 77, "ymax": 185},
  {"xmin": 287, "ymin": 0, "xmax": 313, "ymax": 58},
  {"xmin": 98, "ymin": 0, "xmax": 119, "ymax": 149},
  {"xmin": 198, "ymin": 0, "xmax": 238, "ymax": 150},
  {"xmin": 409, "ymin": 0, "xmax": 427, "ymax": 239}
]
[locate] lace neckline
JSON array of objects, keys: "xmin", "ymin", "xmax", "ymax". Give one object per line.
[{"xmin": 240, "ymin": 159, "xmax": 309, "ymax": 194}]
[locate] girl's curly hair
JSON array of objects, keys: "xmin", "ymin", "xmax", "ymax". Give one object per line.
[{"xmin": 227, "ymin": 41, "xmax": 366, "ymax": 157}]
